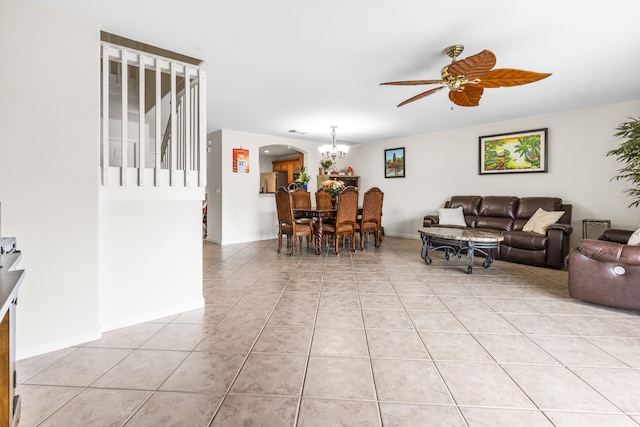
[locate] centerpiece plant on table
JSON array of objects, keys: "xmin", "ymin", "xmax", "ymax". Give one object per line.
[{"xmin": 322, "ymin": 179, "xmax": 345, "ymax": 197}]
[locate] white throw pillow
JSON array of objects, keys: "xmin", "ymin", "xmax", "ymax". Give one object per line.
[
  {"xmin": 438, "ymin": 207, "xmax": 466, "ymax": 227},
  {"xmin": 522, "ymin": 208, "xmax": 564, "ymax": 234},
  {"xmin": 628, "ymin": 228, "xmax": 640, "ymax": 246}
]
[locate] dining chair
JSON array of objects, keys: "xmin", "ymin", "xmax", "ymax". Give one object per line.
[
  {"xmin": 322, "ymin": 186, "xmax": 359, "ymax": 254},
  {"xmin": 275, "ymin": 187, "xmax": 313, "ymax": 255},
  {"xmin": 314, "ymin": 189, "xmax": 335, "ymax": 247},
  {"xmin": 357, "ymin": 187, "xmax": 384, "ymax": 249},
  {"xmin": 292, "ymin": 187, "xmax": 312, "ymax": 210},
  {"xmin": 315, "ymin": 190, "xmax": 333, "ymax": 210},
  {"xmin": 291, "ymin": 187, "xmax": 314, "ymax": 245}
]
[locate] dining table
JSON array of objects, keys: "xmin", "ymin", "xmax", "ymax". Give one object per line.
[
  {"xmin": 294, "ymin": 207, "xmax": 367, "ymax": 255},
  {"xmin": 293, "ymin": 208, "xmax": 336, "ymax": 254}
]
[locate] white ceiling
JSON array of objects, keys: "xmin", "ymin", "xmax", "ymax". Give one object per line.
[{"xmin": 37, "ymin": 0, "xmax": 640, "ymax": 145}]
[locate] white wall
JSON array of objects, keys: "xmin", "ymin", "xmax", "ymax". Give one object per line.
[
  {"xmin": 209, "ymin": 100, "xmax": 640, "ymax": 250},
  {"xmin": 347, "ymin": 100, "xmax": 640, "ymax": 248},
  {"xmin": 1, "ymin": 0, "xmax": 206, "ymax": 359},
  {"xmin": 98, "ymin": 197, "xmax": 204, "ymax": 331},
  {"xmin": 0, "ymin": 0, "xmax": 101, "ymax": 358},
  {"xmin": 207, "ymin": 130, "xmax": 325, "ymax": 245}
]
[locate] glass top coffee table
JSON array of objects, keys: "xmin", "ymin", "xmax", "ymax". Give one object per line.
[{"xmin": 418, "ymin": 227, "xmax": 504, "ymax": 274}]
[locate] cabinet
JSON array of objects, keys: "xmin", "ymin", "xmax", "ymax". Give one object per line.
[
  {"xmin": 317, "ymin": 174, "xmax": 360, "ymax": 190},
  {"xmin": 0, "ymin": 252, "xmax": 23, "ymax": 427},
  {"xmin": 272, "ymin": 154, "xmax": 304, "ymax": 184}
]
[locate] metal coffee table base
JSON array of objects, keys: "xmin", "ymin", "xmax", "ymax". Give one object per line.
[{"xmin": 420, "ymin": 234, "xmax": 499, "ymax": 274}]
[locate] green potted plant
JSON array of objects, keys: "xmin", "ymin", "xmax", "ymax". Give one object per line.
[
  {"xmin": 295, "ymin": 165, "xmax": 310, "ymax": 189},
  {"xmin": 607, "ymin": 117, "xmax": 640, "ymax": 207},
  {"xmin": 320, "ymin": 159, "xmax": 333, "ymax": 174}
]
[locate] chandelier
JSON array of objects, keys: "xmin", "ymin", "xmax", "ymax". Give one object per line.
[{"xmin": 317, "ymin": 126, "xmax": 349, "ymax": 161}]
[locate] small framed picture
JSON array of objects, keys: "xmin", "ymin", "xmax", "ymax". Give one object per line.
[
  {"xmin": 385, "ymin": 147, "xmax": 405, "ymax": 178},
  {"xmin": 479, "ymin": 128, "xmax": 548, "ymax": 175},
  {"xmin": 233, "ymin": 148, "xmax": 249, "ymax": 173}
]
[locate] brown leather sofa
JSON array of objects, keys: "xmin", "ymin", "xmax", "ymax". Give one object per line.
[
  {"xmin": 568, "ymin": 229, "xmax": 640, "ymax": 310},
  {"xmin": 423, "ymin": 195, "xmax": 573, "ymax": 268}
]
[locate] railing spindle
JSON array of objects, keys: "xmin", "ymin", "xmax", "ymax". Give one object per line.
[
  {"xmin": 184, "ymin": 71, "xmax": 191, "ymax": 186},
  {"xmin": 101, "ymin": 45, "xmax": 110, "ymax": 185},
  {"xmin": 138, "ymin": 53, "xmax": 145, "ymax": 186},
  {"xmin": 170, "ymin": 62, "xmax": 177, "ymax": 186},
  {"xmin": 154, "ymin": 58, "xmax": 161, "ymax": 186},
  {"xmin": 198, "ymin": 69, "xmax": 207, "ymax": 187},
  {"xmin": 120, "ymin": 48, "xmax": 128, "ymax": 186}
]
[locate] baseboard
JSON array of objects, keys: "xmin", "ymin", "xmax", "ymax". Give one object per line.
[
  {"xmin": 100, "ymin": 296, "xmax": 205, "ymax": 332},
  {"xmin": 384, "ymin": 231, "xmax": 421, "ymax": 240},
  {"xmin": 216, "ymin": 235, "xmax": 279, "ymax": 246},
  {"xmin": 18, "ymin": 296, "xmax": 205, "ymax": 360},
  {"xmin": 17, "ymin": 329, "xmax": 101, "ymax": 360}
]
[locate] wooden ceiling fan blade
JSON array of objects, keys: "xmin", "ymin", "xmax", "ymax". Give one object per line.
[
  {"xmin": 397, "ymin": 86, "xmax": 445, "ymax": 107},
  {"xmin": 380, "ymin": 79, "xmax": 445, "ymax": 86},
  {"xmin": 449, "ymin": 85, "xmax": 484, "ymax": 107},
  {"xmin": 447, "ymin": 50, "xmax": 496, "ymax": 79},
  {"xmin": 475, "ymin": 68, "xmax": 552, "ymax": 88}
]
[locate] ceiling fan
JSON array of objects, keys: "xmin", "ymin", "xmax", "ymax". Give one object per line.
[{"xmin": 381, "ymin": 45, "xmax": 551, "ymax": 107}]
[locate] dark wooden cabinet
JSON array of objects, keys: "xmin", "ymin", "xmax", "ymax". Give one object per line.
[
  {"xmin": 0, "ymin": 252, "xmax": 23, "ymax": 427},
  {"xmin": 317, "ymin": 174, "xmax": 360, "ymax": 190},
  {"xmin": 272, "ymin": 154, "xmax": 304, "ymax": 184}
]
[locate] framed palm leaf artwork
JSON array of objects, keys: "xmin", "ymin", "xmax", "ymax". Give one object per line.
[{"xmin": 479, "ymin": 128, "xmax": 548, "ymax": 174}]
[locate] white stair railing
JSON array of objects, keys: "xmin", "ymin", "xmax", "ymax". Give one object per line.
[{"xmin": 100, "ymin": 42, "xmax": 206, "ymax": 188}]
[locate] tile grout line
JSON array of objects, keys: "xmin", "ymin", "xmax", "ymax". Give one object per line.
[
  {"xmin": 207, "ymin": 251, "xmax": 307, "ymax": 426},
  {"xmin": 399, "ymin": 268, "xmax": 470, "ymax": 426},
  {"xmin": 292, "ymin": 250, "xmax": 328, "ymax": 426},
  {"xmin": 354, "ymin": 250, "xmax": 385, "ymax": 427}
]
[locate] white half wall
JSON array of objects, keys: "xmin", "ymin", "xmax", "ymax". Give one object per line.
[
  {"xmin": 98, "ymin": 197, "xmax": 204, "ymax": 331},
  {"xmin": 0, "ymin": 0, "xmax": 101, "ymax": 359},
  {"xmin": 347, "ymin": 100, "xmax": 640, "ymax": 248}
]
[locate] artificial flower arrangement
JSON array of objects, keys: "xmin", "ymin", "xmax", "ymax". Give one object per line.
[
  {"xmin": 322, "ymin": 179, "xmax": 345, "ymax": 197},
  {"xmin": 320, "ymin": 159, "xmax": 333, "ymax": 173}
]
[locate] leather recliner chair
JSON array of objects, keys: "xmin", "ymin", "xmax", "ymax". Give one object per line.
[{"xmin": 568, "ymin": 229, "xmax": 640, "ymax": 310}]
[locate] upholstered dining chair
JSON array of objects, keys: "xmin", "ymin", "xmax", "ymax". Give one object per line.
[
  {"xmin": 357, "ymin": 187, "xmax": 384, "ymax": 249},
  {"xmin": 275, "ymin": 187, "xmax": 313, "ymax": 255},
  {"xmin": 314, "ymin": 189, "xmax": 335, "ymax": 246},
  {"xmin": 291, "ymin": 187, "xmax": 314, "ymax": 244},
  {"xmin": 315, "ymin": 190, "xmax": 333, "ymax": 210},
  {"xmin": 292, "ymin": 187, "xmax": 312, "ymax": 210},
  {"xmin": 322, "ymin": 186, "xmax": 359, "ymax": 254}
]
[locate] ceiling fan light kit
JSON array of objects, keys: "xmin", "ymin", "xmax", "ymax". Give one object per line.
[{"xmin": 381, "ymin": 45, "xmax": 551, "ymax": 107}]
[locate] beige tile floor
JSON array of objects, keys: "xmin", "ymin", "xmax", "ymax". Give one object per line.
[{"xmin": 16, "ymin": 236, "xmax": 640, "ymax": 426}]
